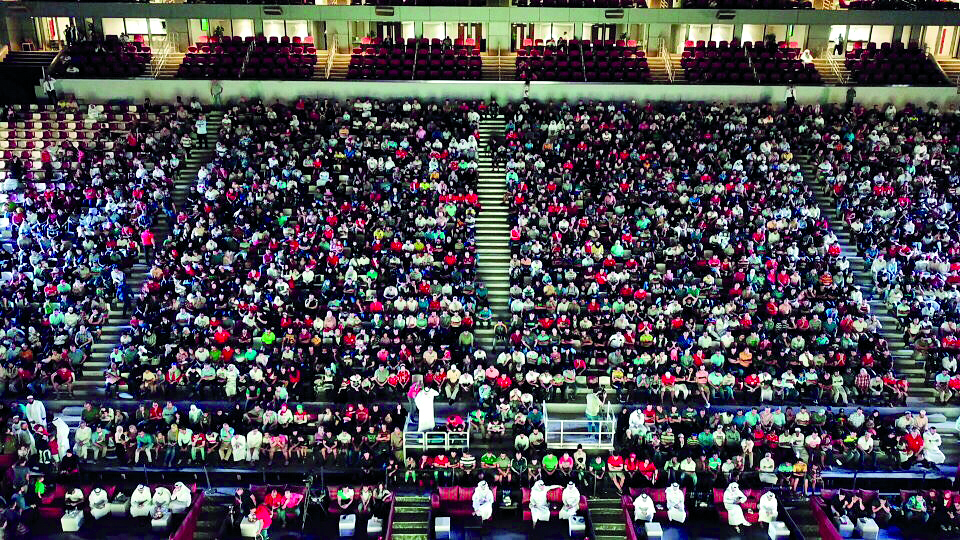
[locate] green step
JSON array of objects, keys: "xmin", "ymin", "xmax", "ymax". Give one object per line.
[
  {"xmin": 394, "ymin": 511, "xmax": 430, "ymax": 520},
  {"xmin": 395, "ymin": 495, "xmax": 430, "ymax": 503},
  {"xmin": 596, "ymin": 535, "xmax": 625, "ymax": 540},
  {"xmin": 589, "ymin": 498, "xmax": 622, "ymax": 508},
  {"xmin": 392, "ymin": 534, "xmax": 429, "ymax": 540},
  {"xmin": 591, "ymin": 508, "xmax": 622, "ymax": 515},
  {"xmin": 392, "ymin": 521, "xmax": 430, "ymax": 531},
  {"xmin": 594, "ymin": 522, "xmax": 626, "ymax": 532}
]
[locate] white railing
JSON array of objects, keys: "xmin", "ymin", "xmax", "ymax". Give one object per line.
[
  {"xmin": 825, "ymin": 53, "xmax": 847, "ymax": 84},
  {"xmin": 543, "ymin": 402, "xmax": 616, "ymax": 450},
  {"xmin": 151, "ymin": 34, "xmax": 175, "ymax": 79},
  {"xmin": 403, "ymin": 428, "xmax": 469, "ymax": 459},
  {"xmin": 325, "ymin": 34, "xmax": 337, "ymax": 79},
  {"xmin": 659, "ymin": 37, "xmax": 674, "ymax": 82},
  {"xmin": 239, "ymin": 40, "xmax": 255, "ymax": 78}
]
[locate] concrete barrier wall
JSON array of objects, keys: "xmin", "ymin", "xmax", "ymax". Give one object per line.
[{"xmin": 58, "ymin": 78, "xmax": 960, "ymax": 107}]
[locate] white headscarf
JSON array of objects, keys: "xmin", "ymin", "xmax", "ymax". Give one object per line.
[
  {"xmin": 723, "ymin": 482, "xmax": 746, "ymax": 505},
  {"xmin": 562, "ymin": 482, "xmax": 580, "ymax": 507}
]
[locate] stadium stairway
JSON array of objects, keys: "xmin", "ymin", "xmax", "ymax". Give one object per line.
[
  {"xmin": 646, "ymin": 56, "xmax": 673, "ymax": 83},
  {"xmin": 785, "ymin": 498, "xmax": 821, "ymax": 539},
  {"xmin": 0, "ymin": 51, "xmax": 57, "ymax": 104},
  {"xmin": 798, "ymin": 154, "xmax": 932, "ymax": 406},
  {"xmin": 474, "ymin": 115, "xmax": 509, "ymax": 352},
  {"xmin": 590, "ymin": 496, "xmax": 626, "ymax": 540},
  {"xmin": 194, "ymin": 491, "xmax": 231, "ymax": 540},
  {"xmin": 391, "ymin": 494, "xmax": 431, "ymax": 540},
  {"xmin": 76, "ymin": 111, "xmax": 224, "ymax": 404},
  {"xmin": 811, "ymin": 57, "xmax": 850, "ymax": 85}
]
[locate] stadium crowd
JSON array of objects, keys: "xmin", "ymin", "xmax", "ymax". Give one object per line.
[
  {"xmin": 806, "ymin": 103, "xmax": 960, "ymax": 402},
  {"xmin": 498, "ymin": 100, "xmax": 907, "ymax": 408}
]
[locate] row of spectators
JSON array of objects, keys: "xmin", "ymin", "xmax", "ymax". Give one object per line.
[
  {"xmin": 110, "ymin": 98, "xmax": 498, "ymax": 407},
  {"xmin": 808, "ymin": 103, "xmax": 960, "ymax": 401},
  {"xmin": 0, "ymin": 100, "xmax": 204, "ymax": 401},
  {"xmin": 496, "ymin": 100, "xmax": 909, "ymax": 410}
]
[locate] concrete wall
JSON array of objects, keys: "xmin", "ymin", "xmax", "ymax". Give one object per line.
[{"xmin": 58, "ymin": 78, "xmax": 960, "ymax": 107}]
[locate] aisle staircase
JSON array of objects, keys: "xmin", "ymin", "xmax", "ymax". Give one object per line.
[
  {"xmin": 150, "ymin": 51, "xmax": 183, "ymax": 79},
  {"xmin": 474, "ymin": 115, "xmax": 509, "ymax": 352},
  {"xmin": 935, "ymin": 57, "xmax": 960, "ymax": 86},
  {"xmin": 193, "ymin": 492, "xmax": 231, "ymax": 540},
  {"xmin": 785, "ymin": 500, "xmax": 821, "ymax": 539},
  {"xmin": 77, "ymin": 111, "xmax": 223, "ymax": 403},
  {"xmin": 798, "ymin": 154, "xmax": 932, "ymax": 406},
  {"xmin": 647, "ymin": 56, "xmax": 672, "ymax": 83},
  {"xmin": 391, "ymin": 495, "xmax": 431, "ymax": 540},
  {"xmin": 480, "ymin": 54, "xmax": 517, "ymax": 81},
  {"xmin": 812, "ymin": 57, "xmax": 849, "ymax": 85},
  {"xmin": 0, "ymin": 51, "xmax": 57, "ymax": 103},
  {"xmin": 590, "ymin": 497, "xmax": 626, "ymax": 540},
  {"xmin": 328, "ymin": 53, "xmax": 351, "ymax": 79}
]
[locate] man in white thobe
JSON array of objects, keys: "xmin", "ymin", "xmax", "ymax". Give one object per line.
[
  {"xmin": 723, "ymin": 482, "xmax": 750, "ymax": 530},
  {"xmin": 666, "ymin": 483, "xmax": 687, "ymax": 523},
  {"xmin": 25, "ymin": 396, "xmax": 46, "ymax": 426},
  {"xmin": 633, "ymin": 493, "xmax": 655, "ymax": 523},
  {"xmin": 415, "ymin": 387, "xmax": 440, "ymax": 432},
  {"xmin": 473, "ymin": 481, "xmax": 494, "ymax": 521},
  {"xmin": 529, "ymin": 480, "xmax": 555, "ymax": 526},
  {"xmin": 558, "ymin": 482, "xmax": 581, "ymax": 520},
  {"xmin": 758, "ymin": 492, "xmax": 779, "ymax": 524},
  {"xmin": 130, "ymin": 485, "xmax": 153, "ymax": 518}
]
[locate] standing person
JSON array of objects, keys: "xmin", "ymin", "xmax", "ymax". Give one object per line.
[
  {"xmin": 784, "ymin": 85, "xmax": 797, "ymax": 109},
  {"xmin": 834, "ymin": 36, "xmax": 845, "ymax": 55},
  {"xmin": 25, "ymin": 396, "xmax": 46, "ymax": 427},
  {"xmin": 195, "ymin": 114, "xmax": 208, "ymax": 149},
  {"xmin": 140, "ymin": 228, "xmax": 155, "ymax": 263},
  {"xmin": 41, "ymin": 75, "xmax": 57, "ymax": 106},
  {"xmin": 210, "ymin": 81, "xmax": 223, "ymax": 109},
  {"xmin": 845, "ymin": 87, "xmax": 857, "ymax": 111}
]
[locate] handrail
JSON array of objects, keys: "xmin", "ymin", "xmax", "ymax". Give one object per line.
[
  {"xmin": 324, "ymin": 34, "xmax": 337, "ymax": 79},
  {"xmin": 46, "ymin": 46, "xmax": 68, "ymax": 79},
  {"xmin": 239, "ymin": 40, "xmax": 255, "ymax": 78},
  {"xmin": 579, "ymin": 40, "xmax": 588, "ymax": 82},
  {"xmin": 659, "ymin": 36, "xmax": 674, "ymax": 82},
  {"xmin": 402, "ymin": 429, "xmax": 469, "ymax": 459},
  {"xmin": 543, "ymin": 401, "xmax": 616, "ymax": 450},
  {"xmin": 412, "ymin": 43, "xmax": 419, "ymax": 80},
  {"xmin": 825, "ymin": 53, "xmax": 847, "ymax": 84},
  {"xmin": 151, "ymin": 34, "xmax": 174, "ymax": 79}
]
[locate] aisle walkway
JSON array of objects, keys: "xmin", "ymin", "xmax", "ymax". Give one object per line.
[
  {"xmin": 68, "ymin": 111, "xmax": 223, "ymax": 406},
  {"xmin": 474, "ymin": 115, "xmax": 509, "ymax": 353},
  {"xmin": 798, "ymin": 154, "xmax": 931, "ymax": 406}
]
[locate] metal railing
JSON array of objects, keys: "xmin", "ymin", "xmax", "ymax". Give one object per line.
[
  {"xmin": 151, "ymin": 34, "xmax": 175, "ymax": 79},
  {"xmin": 325, "ymin": 34, "xmax": 337, "ymax": 79},
  {"xmin": 239, "ymin": 40, "xmax": 255, "ymax": 78},
  {"xmin": 46, "ymin": 47, "xmax": 68, "ymax": 79},
  {"xmin": 825, "ymin": 52, "xmax": 847, "ymax": 84},
  {"xmin": 411, "ymin": 44, "xmax": 419, "ymax": 80},
  {"xmin": 403, "ymin": 428, "xmax": 469, "ymax": 459},
  {"xmin": 543, "ymin": 402, "xmax": 616, "ymax": 450},
  {"xmin": 659, "ymin": 36, "xmax": 674, "ymax": 82},
  {"xmin": 579, "ymin": 41, "xmax": 588, "ymax": 82}
]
